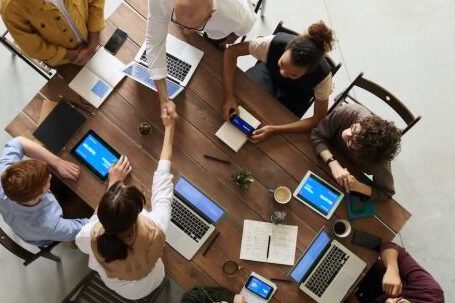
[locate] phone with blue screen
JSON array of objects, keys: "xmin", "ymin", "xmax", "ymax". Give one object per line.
[
  {"xmin": 230, "ymin": 114, "xmax": 255, "ymax": 136},
  {"xmin": 71, "ymin": 130, "xmax": 120, "ymax": 181},
  {"xmin": 245, "ymin": 275, "xmax": 274, "ymax": 300}
]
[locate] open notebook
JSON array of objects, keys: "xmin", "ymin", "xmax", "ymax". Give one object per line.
[
  {"xmin": 69, "ymin": 48, "xmax": 125, "ymax": 108},
  {"xmin": 240, "ymin": 220, "xmax": 298, "ymax": 266},
  {"xmin": 215, "ymin": 106, "xmax": 261, "ymax": 152}
]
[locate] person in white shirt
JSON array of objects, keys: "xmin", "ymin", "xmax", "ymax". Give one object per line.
[
  {"xmin": 75, "ymin": 102, "xmax": 177, "ymax": 300},
  {"xmin": 145, "ymin": 0, "xmax": 256, "ymax": 120}
]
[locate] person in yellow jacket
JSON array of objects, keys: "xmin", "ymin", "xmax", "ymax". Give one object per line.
[{"xmin": 0, "ymin": 0, "xmax": 105, "ymax": 66}]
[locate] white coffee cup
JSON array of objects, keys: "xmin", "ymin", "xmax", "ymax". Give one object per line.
[
  {"xmin": 271, "ymin": 186, "xmax": 292, "ymax": 204},
  {"xmin": 333, "ymin": 219, "xmax": 352, "ymax": 238}
]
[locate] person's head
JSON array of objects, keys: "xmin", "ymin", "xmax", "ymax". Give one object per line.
[
  {"xmin": 172, "ymin": 0, "xmax": 215, "ymax": 33},
  {"xmin": 1, "ymin": 160, "xmax": 51, "ymax": 204},
  {"xmin": 278, "ymin": 21, "xmax": 335, "ymax": 79},
  {"xmin": 96, "ymin": 182, "xmax": 145, "ymax": 262},
  {"xmin": 341, "ymin": 115, "xmax": 402, "ymax": 162}
]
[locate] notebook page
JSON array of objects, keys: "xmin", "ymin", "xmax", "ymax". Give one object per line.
[
  {"xmin": 240, "ymin": 220, "xmax": 271, "ymax": 262},
  {"xmin": 268, "ymin": 224, "xmax": 298, "ymax": 265}
]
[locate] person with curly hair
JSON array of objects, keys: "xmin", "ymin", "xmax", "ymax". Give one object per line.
[
  {"xmin": 222, "ymin": 21, "xmax": 336, "ymax": 142},
  {"xmin": 310, "ymin": 103, "xmax": 402, "ymax": 201}
]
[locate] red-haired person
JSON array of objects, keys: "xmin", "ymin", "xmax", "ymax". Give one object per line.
[
  {"xmin": 222, "ymin": 21, "xmax": 335, "ymax": 142},
  {"xmin": 0, "ymin": 137, "xmax": 88, "ymax": 246},
  {"xmin": 311, "ymin": 103, "xmax": 402, "ymax": 201}
]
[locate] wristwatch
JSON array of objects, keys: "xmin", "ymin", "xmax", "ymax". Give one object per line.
[{"xmin": 326, "ymin": 156, "xmax": 336, "ymax": 165}]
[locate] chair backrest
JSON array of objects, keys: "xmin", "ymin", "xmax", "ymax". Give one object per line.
[
  {"xmin": 62, "ymin": 272, "xmax": 182, "ymax": 303},
  {"xmin": 330, "ymin": 72, "xmax": 421, "ymax": 136},
  {"xmin": 0, "ymin": 226, "xmax": 60, "ymax": 266},
  {"xmin": 271, "ymin": 21, "xmax": 342, "ymax": 76}
]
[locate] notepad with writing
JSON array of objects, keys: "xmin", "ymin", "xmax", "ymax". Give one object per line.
[
  {"xmin": 69, "ymin": 48, "xmax": 125, "ymax": 108},
  {"xmin": 215, "ymin": 106, "xmax": 261, "ymax": 152},
  {"xmin": 240, "ymin": 220, "xmax": 298, "ymax": 266}
]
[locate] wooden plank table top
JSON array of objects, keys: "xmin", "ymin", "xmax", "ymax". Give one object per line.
[{"xmin": 4, "ymin": 3, "xmax": 411, "ymax": 302}]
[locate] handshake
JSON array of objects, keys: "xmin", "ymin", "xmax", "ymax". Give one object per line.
[{"xmin": 161, "ymin": 101, "xmax": 178, "ymax": 128}]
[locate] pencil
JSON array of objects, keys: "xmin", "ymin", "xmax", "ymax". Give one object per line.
[
  {"xmin": 266, "ymin": 235, "xmax": 271, "ymax": 259},
  {"xmin": 270, "ymin": 277, "xmax": 292, "ymax": 283},
  {"xmin": 203, "ymin": 154, "xmax": 231, "ymax": 164},
  {"xmin": 202, "ymin": 231, "xmax": 220, "ymax": 256}
]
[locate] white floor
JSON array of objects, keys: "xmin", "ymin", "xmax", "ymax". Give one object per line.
[{"xmin": 1, "ymin": 0, "xmax": 454, "ymax": 302}]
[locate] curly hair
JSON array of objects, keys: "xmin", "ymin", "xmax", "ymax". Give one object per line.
[{"xmin": 353, "ymin": 116, "xmax": 402, "ymax": 162}]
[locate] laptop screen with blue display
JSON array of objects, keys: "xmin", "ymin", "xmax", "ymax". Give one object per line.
[
  {"xmin": 297, "ymin": 173, "xmax": 342, "ymax": 215},
  {"xmin": 289, "ymin": 230, "xmax": 331, "ymax": 284},
  {"xmin": 174, "ymin": 177, "xmax": 225, "ymax": 223}
]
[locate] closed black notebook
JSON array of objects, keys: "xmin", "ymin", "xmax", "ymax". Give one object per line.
[{"xmin": 33, "ymin": 101, "xmax": 86, "ymax": 154}]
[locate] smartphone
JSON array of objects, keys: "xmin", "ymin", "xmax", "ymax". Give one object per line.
[
  {"xmin": 104, "ymin": 28, "xmax": 128, "ymax": 55},
  {"xmin": 352, "ymin": 230, "xmax": 382, "ymax": 251},
  {"xmin": 230, "ymin": 114, "xmax": 255, "ymax": 136}
]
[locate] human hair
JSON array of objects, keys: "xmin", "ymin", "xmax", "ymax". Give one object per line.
[
  {"xmin": 286, "ymin": 20, "xmax": 335, "ymax": 68},
  {"xmin": 1, "ymin": 160, "xmax": 49, "ymax": 204},
  {"xmin": 353, "ymin": 116, "xmax": 402, "ymax": 162},
  {"xmin": 96, "ymin": 182, "xmax": 145, "ymax": 263}
]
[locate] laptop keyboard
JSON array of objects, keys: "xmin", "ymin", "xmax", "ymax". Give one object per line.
[
  {"xmin": 140, "ymin": 50, "xmax": 191, "ymax": 83},
  {"xmin": 305, "ymin": 246, "xmax": 350, "ymax": 297},
  {"xmin": 171, "ymin": 199, "xmax": 210, "ymax": 242}
]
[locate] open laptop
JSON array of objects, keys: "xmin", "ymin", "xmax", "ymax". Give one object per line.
[
  {"xmin": 288, "ymin": 229, "xmax": 366, "ymax": 303},
  {"xmin": 167, "ymin": 176, "xmax": 225, "ymax": 260},
  {"xmin": 135, "ymin": 34, "xmax": 204, "ymax": 88}
]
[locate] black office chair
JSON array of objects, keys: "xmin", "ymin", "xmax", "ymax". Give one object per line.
[
  {"xmin": 0, "ymin": 29, "xmax": 56, "ymax": 80},
  {"xmin": 0, "ymin": 227, "xmax": 60, "ymax": 266},
  {"xmin": 329, "ymin": 72, "xmax": 421, "ymax": 136},
  {"xmin": 62, "ymin": 271, "xmax": 183, "ymax": 303}
]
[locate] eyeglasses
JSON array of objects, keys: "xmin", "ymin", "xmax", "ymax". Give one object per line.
[{"xmin": 170, "ymin": 8, "xmax": 212, "ymax": 32}]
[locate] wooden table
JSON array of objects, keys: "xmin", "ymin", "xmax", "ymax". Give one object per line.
[{"xmin": 5, "ymin": 3, "xmax": 411, "ymax": 302}]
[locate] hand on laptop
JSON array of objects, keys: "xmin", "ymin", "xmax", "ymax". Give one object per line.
[
  {"xmin": 223, "ymin": 96, "xmax": 238, "ymax": 120},
  {"xmin": 54, "ymin": 158, "xmax": 80, "ymax": 181},
  {"xmin": 72, "ymin": 46, "xmax": 97, "ymax": 66},
  {"xmin": 382, "ymin": 265, "xmax": 402, "ymax": 297},
  {"xmin": 108, "ymin": 155, "xmax": 132, "ymax": 188}
]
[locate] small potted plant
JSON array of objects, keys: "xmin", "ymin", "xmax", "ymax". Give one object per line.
[
  {"xmin": 138, "ymin": 121, "xmax": 152, "ymax": 136},
  {"xmin": 232, "ymin": 169, "xmax": 254, "ymax": 191}
]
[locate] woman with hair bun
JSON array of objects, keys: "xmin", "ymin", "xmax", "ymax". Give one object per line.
[
  {"xmin": 222, "ymin": 21, "xmax": 335, "ymax": 142},
  {"xmin": 75, "ymin": 103, "xmax": 177, "ymax": 300}
]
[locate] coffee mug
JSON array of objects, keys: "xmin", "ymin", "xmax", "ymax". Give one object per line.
[
  {"xmin": 269, "ymin": 186, "xmax": 292, "ymax": 204},
  {"xmin": 333, "ymin": 219, "xmax": 352, "ymax": 238},
  {"xmin": 222, "ymin": 260, "xmax": 240, "ymax": 275}
]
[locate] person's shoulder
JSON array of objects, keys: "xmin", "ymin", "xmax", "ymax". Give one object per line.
[{"xmin": 0, "ymin": 0, "xmax": 25, "ymax": 16}]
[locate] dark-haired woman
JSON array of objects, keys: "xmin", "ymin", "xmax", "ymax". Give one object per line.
[
  {"xmin": 75, "ymin": 103, "xmax": 177, "ymax": 300},
  {"xmin": 222, "ymin": 21, "xmax": 335, "ymax": 142}
]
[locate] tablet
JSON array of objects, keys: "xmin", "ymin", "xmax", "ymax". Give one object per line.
[
  {"xmin": 240, "ymin": 272, "xmax": 277, "ymax": 302},
  {"xmin": 293, "ymin": 171, "xmax": 344, "ymax": 219},
  {"xmin": 71, "ymin": 130, "xmax": 120, "ymax": 181}
]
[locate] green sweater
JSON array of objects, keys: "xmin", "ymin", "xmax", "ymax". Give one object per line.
[{"xmin": 181, "ymin": 287, "xmax": 236, "ymax": 303}]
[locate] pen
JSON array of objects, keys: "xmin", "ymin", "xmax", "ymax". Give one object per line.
[
  {"xmin": 203, "ymin": 154, "xmax": 231, "ymax": 164},
  {"xmin": 266, "ymin": 235, "xmax": 271, "ymax": 259},
  {"xmin": 202, "ymin": 231, "xmax": 220, "ymax": 256},
  {"xmin": 60, "ymin": 96, "xmax": 95, "ymax": 116}
]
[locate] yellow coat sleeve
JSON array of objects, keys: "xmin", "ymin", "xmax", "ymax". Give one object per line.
[
  {"xmin": 2, "ymin": 9, "xmax": 67, "ymax": 65},
  {"xmin": 87, "ymin": 0, "xmax": 105, "ymax": 32}
]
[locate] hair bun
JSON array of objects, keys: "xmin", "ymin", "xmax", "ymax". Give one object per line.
[{"xmin": 307, "ymin": 21, "xmax": 334, "ymax": 52}]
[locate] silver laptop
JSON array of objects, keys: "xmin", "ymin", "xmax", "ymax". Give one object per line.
[
  {"xmin": 167, "ymin": 176, "xmax": 226, "ymax": 260},
  {"xmin": 289, "ymin": 229, "xmax": 366, "ymax": 303},
  {"xmin": 135, "ymin": 34, "xmax": 204, "ymax": 88}
]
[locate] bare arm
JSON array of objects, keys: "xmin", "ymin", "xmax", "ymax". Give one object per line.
[
  {"xmin": 222, "ymin": 42, "xmax": 251, "ymax": 120},
  {"xmin": 381, "ymin": 247, "xmax": 402, "ymax": 297},
  {"xmin": 160, "ymin": 102, "xmax": 176, "ymax": 161},
  {"xmin": 16, "ymin": 136, "xmax": 80, "ymax": 181}
]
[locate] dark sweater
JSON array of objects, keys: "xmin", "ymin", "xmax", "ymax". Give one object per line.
[{"xmin": 181, "ymin": 287, "xmax": 236, "ymax": 303}]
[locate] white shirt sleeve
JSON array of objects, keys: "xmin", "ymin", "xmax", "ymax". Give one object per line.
[
  {"xmin": 75, "ymin": 219, "xmax": 97, "ymax": 254},
  {"xmin": 231, "ymin": 0, "xmax": 256, "ymax": 37},
  {"xmin": 146, "ymin": 160, "xmax": 173, "ymax": 233},
  {"xmin": 145, "ymin": 0, "xmax": 169, "ymax": 80}
]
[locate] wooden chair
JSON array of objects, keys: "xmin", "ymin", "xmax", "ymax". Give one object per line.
[
  {"xmin": 62, "ymin": 271, "xmax": 183, "ymax": 303},
  {"xmin": 329, "ymin": 72, "xmax": 421, "ymax": 136},
  {"xmin": 0, "ymin": 226, "xmax": 60, "ymax": 266},
  {"xmin": 0, "ymin": 29, "xmax": 56, "ymax": 79}
]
